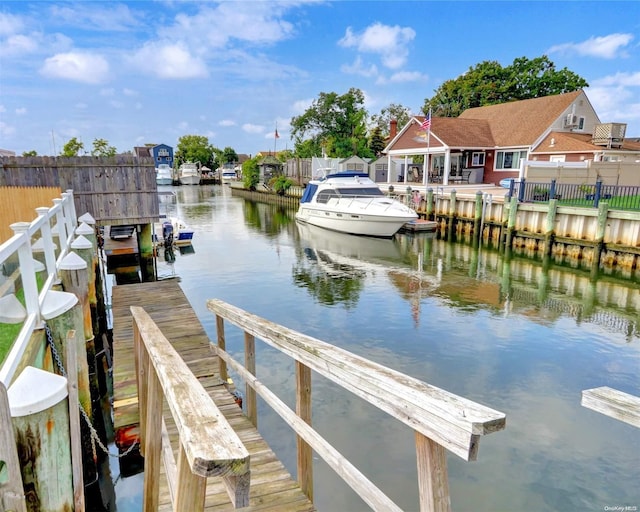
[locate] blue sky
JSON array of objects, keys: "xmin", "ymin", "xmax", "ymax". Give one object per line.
[{"xmin": 1, "ymin": 1, "xmax": 639, "ymax": 157}]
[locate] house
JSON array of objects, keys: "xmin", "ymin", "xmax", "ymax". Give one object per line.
[
  {"xmin": 151, "ymin": 144, "xmax": 173, "ymax": 169},
  {"xmin": 383, "ymin": 90, "xmax": 640, "ymax": 186}
]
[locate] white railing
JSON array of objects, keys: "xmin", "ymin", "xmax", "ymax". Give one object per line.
[{"xmin": 0, "ymin": 190, "xmax": 78, "ymax": 385}]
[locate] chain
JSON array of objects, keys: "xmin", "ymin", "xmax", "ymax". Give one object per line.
[{"xmin": 45, "ymin": 323, "xmax": 139, "ymax": 458}]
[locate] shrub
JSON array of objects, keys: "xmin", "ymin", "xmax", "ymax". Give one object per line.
[{"xmin": 269, "ymin": 175, "xmax": 293, "ymax": 196}]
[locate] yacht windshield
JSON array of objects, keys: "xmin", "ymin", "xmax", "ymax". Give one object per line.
[{"xmin": 335, "ymin": 187, "xmax": 384, "ymax": 196}]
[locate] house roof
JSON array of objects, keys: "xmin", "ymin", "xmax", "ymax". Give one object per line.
[
  {"xmin": 458, "ymin": 90, "xmax": 583, "ymax": 146},
  {"xmin": 533, "ymin": 131, "xmax": 602, "ymax": 153}
]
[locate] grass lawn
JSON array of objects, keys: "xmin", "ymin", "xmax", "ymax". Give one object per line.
[
  {"xmin": 0, "ymin": 274, "xmax": 45, "ymax": 365},
  {"xmin": 558, "ymin": 194, "xmax": 640, "ymax": 210}
]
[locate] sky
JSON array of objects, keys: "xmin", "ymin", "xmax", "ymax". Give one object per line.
[{"xmin": 1, "ymin": 1, "xmax": 639, "ymax": 158}]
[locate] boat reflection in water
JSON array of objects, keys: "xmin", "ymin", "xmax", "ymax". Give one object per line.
[{"xmin": 295, "ymin": 222, "xmax": 438, "ymax": 316}]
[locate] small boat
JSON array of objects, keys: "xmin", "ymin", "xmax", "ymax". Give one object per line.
[
  {"xmin": 156, "ymin": 164, "xmax": 173, "ymax": 186},
  {"xmin": 178, "ymin": 162, "xmax": 201, "ymax": 185},
  {"xmin": 295, "ymin": 171, "xmax": 418, "ymax": 237},
  {"xmin": 221, "ymin": 169, "xmax": 238, "ymax": 183},
  {"xmin": 161, "ymin": 218, "xmax": 194, "ymax": 246}
]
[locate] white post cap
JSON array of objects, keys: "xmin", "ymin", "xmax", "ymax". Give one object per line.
[
  {"xmin": 59, "ymin": 252, "xmax": 87, "ymax": 271},
  {"xmin": 8, "ymin": 366, "xmax": 68, "ymax": 417},
  {"xmin": 0, "ymin": 294, "xmax": 27, "ymax": 324},
  {"xmin": 41, "ymin": 290, "xmax": 78, "ymax": 320}
]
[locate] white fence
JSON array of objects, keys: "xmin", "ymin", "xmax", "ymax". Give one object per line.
[{"xmin": 0, "ymin": 190, "xmax": 79, "ymax": 385}]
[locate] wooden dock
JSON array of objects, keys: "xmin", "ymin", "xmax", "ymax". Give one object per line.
[{"xmin": 111, "ymin": 280, "xmax": 315, "ymax": 511}]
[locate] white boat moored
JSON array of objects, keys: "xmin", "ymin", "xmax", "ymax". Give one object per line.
[{"xmin": 295, "ymin": 171, "xmax": 418, "ymax": 237}]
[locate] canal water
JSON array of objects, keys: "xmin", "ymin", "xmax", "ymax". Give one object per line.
[{"xmin": 115, "ymin": 184, "xmax": 639, "ymax": 511}]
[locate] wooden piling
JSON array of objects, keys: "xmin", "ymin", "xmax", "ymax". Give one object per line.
[{"xmin": 7, "ymin": 367, "xmax": 74, "ymax": 512}]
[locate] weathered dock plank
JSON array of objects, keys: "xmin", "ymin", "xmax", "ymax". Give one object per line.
[{"xmin": 112, "ymin": 280, "xmax": 314, "ymax": 510}]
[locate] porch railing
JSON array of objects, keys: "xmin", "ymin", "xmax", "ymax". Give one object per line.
[{"xmin": 207, "ymin": 298, "xmax": 506, "ymax": 512}]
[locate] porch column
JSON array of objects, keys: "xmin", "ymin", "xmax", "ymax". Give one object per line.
[
  {"xmin": 443, "ymin": 150, "xmax": 451, "ymax": 185},
  {"xmin": 387, "ymin": 154, "xmax": 392, "ymax": 184}
]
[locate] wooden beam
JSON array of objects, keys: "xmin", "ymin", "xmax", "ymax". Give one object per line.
[
  {"xmin": 582, "ymin": 387, "xmax": 640, "ymax": 428},
  {"xmin": 296, "ymin": 361, "xmax": 313, "ymax": 501}
]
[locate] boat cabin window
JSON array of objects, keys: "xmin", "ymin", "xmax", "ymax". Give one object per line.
[{"xmin": 316, "ymin": 187, "xmax": 385, "ymax": 204}]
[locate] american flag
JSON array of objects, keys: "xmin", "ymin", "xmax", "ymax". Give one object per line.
[{"xmin": 421, "ymin": 111, "xmax": 431, "ymax": 131}]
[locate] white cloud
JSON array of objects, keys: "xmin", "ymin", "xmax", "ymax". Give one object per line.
[
  {"xmin": 129, "ymin": 42, "xmax": 207, "ymax": 79},
  {"xmin": 548, "ymin": 33, "xmax": 634, "ymax": 59},
  {"xmin": 591, "ymin": 71, "xmax": 640, "ymax": 88},
  {"xmin": 341, "ymin": 56, "xmax": 378, "ymax": 77},
  {"xmin": 15, "ymin": 108, "xmax": 26, "ymax": 115},
  {"xmin": 0, "ymin": 34, "xmax": 38, "ymax": 57},
  {"xmin": 338, "ymin": 23, "xmax": 416, "ymax": 69},
  {"xmin": 292, "ymin": 99, "xmax": 313, "ymax": 115},
  {"xmin": 49, "ymin": 4, "xmax": 140, "ymax": 31},
  {"xmin": 219, "ymin": 120, "xmax": 236, "ymax": 127},
  {"xmin": 0, "ymin": 121, "xmax": 15, "ymax": 137},
  {"xmin": 41, "ymin": 51, "xmax": 109, "ymax": 84},
  {"xmin": 0, "ymin": 12, "xmax": 24, "ymax": 35},
  {"xmin": 388, "ymin": 71, "xmax": 428, "ymax": 83},
  {"xmin": 242, "ymin": 124, "xmax": 264, "ymax": 134},
  {"xmin": 123, "ymin": 88, "xmax": 137, "ymax": 96}
]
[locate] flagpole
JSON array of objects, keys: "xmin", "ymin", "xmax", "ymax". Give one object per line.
[{"xmin": 423, "ymin": 107, "xmax": 431, "ymax": 187}]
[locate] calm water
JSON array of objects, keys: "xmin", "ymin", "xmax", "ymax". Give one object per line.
[{"xmin": 116, "ymin": 184, "xmax": 639, "ymax": 512}]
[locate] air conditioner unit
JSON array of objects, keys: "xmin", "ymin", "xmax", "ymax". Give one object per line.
[{"xmin": 563, "ymin": 114, "xmax": 578, "ymax": 128}]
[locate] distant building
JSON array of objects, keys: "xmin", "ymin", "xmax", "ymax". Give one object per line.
[
  {"xmin": 0, "ymin": 149, "xmax": 16, "ymax": 157},
  {"xmin": 133, "ymin": 144, "xmax": 174, "ymax": 168}
]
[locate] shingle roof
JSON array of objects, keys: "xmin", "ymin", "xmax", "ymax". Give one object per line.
[{"xmin": 458, "ymin": 90, "xmax": 582, "ymax": 146}]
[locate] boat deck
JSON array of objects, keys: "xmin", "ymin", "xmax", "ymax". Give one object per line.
[{"xmin": 112, "ymin": 280, "xmax": 315, "ymax": 511}]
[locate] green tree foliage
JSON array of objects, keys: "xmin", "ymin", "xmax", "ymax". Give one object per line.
[
  {"xmin": 276, "ymin": 149, "xmax": 294, "ymax": 162},
  {"xmin": 242, "ymin": 157, "xmax": 260, "ymax": 190},
  {"xmin": 368, "ymin": 127, "xmax": 386, "ymax": 157},
  {"xmin": 290, "ymin": 88, "xmax": 371, "ymax": 158},
  {"xmin": 91, "ymin": 138, "xmax": 117, "ymax": 157},
  {"xmin": 370, "ymin": 103, "xmax": 412, "ymax": 137},
  {"xmin": 22, "ymin": 150, "xmax": 37, "ymax": 156},
  {"xmin": 423, "ymin": 55, "xmax": 589, "ymax": 117},
  {"xmin": 174, "ymin": 135, "xmax": 214, "ymax": 168},
  {"xmin": 221, "ymin": 146, "xmax": 238, "ymax": 164},
  {"xmin": 61, "ymin": 137, "xmax": 84, "ymax": 157}
]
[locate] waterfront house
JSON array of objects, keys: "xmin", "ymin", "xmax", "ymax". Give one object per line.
[{"xmin": 383, "ymin": 90, "xmax": 640, "ymax": 186}]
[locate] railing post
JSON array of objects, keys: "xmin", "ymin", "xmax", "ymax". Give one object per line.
[
  {"xmin": 415, "ymin": 432, "xmax": 451, "ymax": 512},
  {"xmin": 296, "ymin": 361, "xmax": 313, "ymax": 501},
  {"xmin": 517, "ymin": 177, "xmax": 526, "ymax": 203},
  {"xmin": 216, "ymin": 314, "xmax": 228, "ymax": 383},
  {"xmin": 245, "ymin": 332, "xmax": 257, "ymax": 427},
  {"xmin": 52, "ymin": 198, "xmax": 69, "ymax": 254},
  {"xmin": 61, "ymin": 192, "xmax": 77, "ymax": 246},
  {"xmin": 35, "ymin": 207, "xmax": 59, "ymax": 281},
  {"xmin": 174, "ymin": 444, "xmax": 207, "ymax": 512},
  {"xmin": 142, "ymin": 366, "xmax": 162, "ymax": 512},
  {"xmin": 10, "ymin": 222, "xmax": 40, "ymax": 323}
]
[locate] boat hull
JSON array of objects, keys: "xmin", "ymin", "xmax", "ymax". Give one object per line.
[
  {"xmin": 295, "ymin": 206, "xmax": 416, "ymax": 237},
  {"xmin": 156, "ymin": 178, "xmax": 173, "ymax": 186},
  {"xmin": 179, "ymin": 175, "xmax": 200, "ymax": 185}
]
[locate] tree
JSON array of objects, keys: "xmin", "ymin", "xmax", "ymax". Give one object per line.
[
  {"xmin": 221, "ymin": 146, "xmax": 238, "ymax": 164},
  {"xmin": 370, "ymin": 103, "xmax": 412, "ymax": 137},
  {"xmin": 276, "ymin": 149, "xmax": 294, "ymax": 163},
  {"xmin": 242, "ymin": 157, "xmax": 260, "ymax": 190},
  {"xmin": 290, "ymin": 88, "xmax": 371, "ymax": 158},
  {"xmin": 423, "ymin": 55, "xmax": 588, "ymax": 117},
  {"xmin": 174, "ymin": 135, "xmax": 214, "ymax": 168},
  {"xmin": 91, "ymin": 138, "xmax": 117, "ymax": 157},
  {"xmin": 22, "ymin": 150, "xmax": 37, "ymax": 156},
  {"xmin": 61, "ymin": 137, "xmax": 84, "ymax": 157},
  {"xmin": 368, "ymin": 127, "xmax": 386, "ymax": 157}
]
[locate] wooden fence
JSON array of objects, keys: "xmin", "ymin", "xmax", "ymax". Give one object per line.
[
  {"xmin": 0, "ymin": 155, "xmax": 158, "ymax": 226},
  {"xmin": 207, "ymin": 298, "xmax": 506, "ymax": 512},
  {"xmin": 0, "ymin": 186, "xmax": 62, "ymax": 243}
]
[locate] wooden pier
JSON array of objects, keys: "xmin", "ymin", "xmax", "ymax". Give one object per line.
[{"xmin": 111, "ymin": 280, "xmax": 315, "ymax": 511}]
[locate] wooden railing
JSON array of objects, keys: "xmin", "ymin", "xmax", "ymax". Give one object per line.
[
  {"xmin": 131, "ymin": 306, "xmax": 250, "ymax": 511},
  {"xmin": 207, "ymin": 298, "xmax": 507, "ymax": 512}
]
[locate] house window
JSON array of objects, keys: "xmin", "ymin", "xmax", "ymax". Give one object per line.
[
  {"xmin": 578, "ymin": 117, "xmax": 585, "ymax": 130},
  {"xmin": 471, "ymin": 152, "xmax": 485, "ymax": 166},
  {"xmin": 496, "ymin": 150, "xmax": 527, "ymax": 170}
]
